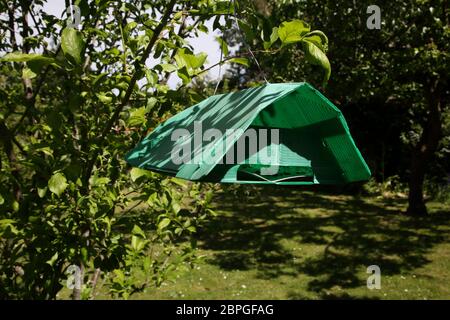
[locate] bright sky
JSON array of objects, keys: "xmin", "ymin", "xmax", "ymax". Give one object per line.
[{"xmin": 42, "ymin": 0, "xmax": 224, "ymax": 88}]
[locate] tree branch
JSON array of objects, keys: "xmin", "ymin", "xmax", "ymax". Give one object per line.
[
  {"xmin": 7, "ymin": 4, "xmax": 18, "ymax": 51},
  {"xmin": 82, "ymin": 0, "xmax": 178, "ymax": 191},
  {"xmin": 100, "ymin": 0, "xmax": 177, "ymax": 139},
  {"xmin": 161, "ymin": 11, "xmax": 188, "ymax": 84}
]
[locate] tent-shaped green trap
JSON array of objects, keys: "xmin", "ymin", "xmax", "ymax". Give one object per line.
[{"xmin": 125, "ymin": 82, "xmax": 371, "ymax": 185}]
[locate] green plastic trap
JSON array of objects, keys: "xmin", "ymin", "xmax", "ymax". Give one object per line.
[{"xmin": 125, "ymin": 83, "xmax": 371, "ymax": 185}]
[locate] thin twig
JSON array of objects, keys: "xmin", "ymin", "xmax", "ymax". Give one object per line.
[{"xmin": 82, "ymin": 0, "xmax": 178, "ymax": 192}]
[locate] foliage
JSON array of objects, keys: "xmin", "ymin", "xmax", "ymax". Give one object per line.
[
  {"xmin": 224, "ymin": 0, "xmax": 449, "ymax": 214},
  {"xmin": 251, "ymin": 18, "xmax": 331, "ymax": 84},
  {"xmin": 0, "ymin": 0, "xmax": 265, "ymax": 299},
  {"xmin": 218, "ymin": 3, "xmax": 331, "ymax": 86},
  {"xmin": 363, "ymin": 176, "xmax": 408, "ymax": 198},
  {"xmin": 129, "ymin": 187, "xmax": 450, "ymax": 300}
]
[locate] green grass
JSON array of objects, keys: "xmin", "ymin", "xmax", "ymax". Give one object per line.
[
  {"xmin": 73, "ymin": 186, "xmax": 450, "ymax": 300},
  {"xmin": 121, "ymin": 186, "xmax": 450, "ymax": 300}
]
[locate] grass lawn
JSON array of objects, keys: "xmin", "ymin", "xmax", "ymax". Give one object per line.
[
  {"xmin": 67, "ymin": 186, "xmax": 449, "ymax": 300},
  {"xmin": 112, "ymin": 186, "xmax": 450, "ymax": 300}
]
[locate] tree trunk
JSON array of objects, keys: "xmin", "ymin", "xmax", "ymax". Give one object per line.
[
  {"xmin": 407, "ymin": 148, "xmax": 428, "ymax": 215},
  {"xmin": 407, "ymin": 82, "xmax": 442, "ymax": 216}
]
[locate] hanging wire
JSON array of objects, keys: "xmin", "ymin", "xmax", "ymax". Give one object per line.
[
  {"xmin": 214, "ymin": 0, "xmax": 233, "ymax": 95},
  {"xmin": 231, "ymin": 0, "xmax": 268, "ymax": 84},
  {"xmin": 213, "ymin": 35, "xmax": 224, "ymax": 94},
  {"xmin": 214, "ymin": 0, "xmax": 268, "ymax": 95}
]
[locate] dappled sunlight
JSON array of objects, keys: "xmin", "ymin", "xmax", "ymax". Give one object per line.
[{"xmin": 192, "ymin": 186, "xmax": 450, "ymax": 298}]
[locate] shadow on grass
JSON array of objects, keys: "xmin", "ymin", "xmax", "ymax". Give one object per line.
[
  {"xmin": 197, "ymin": 185, "xmax": 450, "ymax": 297},
  {"xmin": 286, "ymin": 290, "xmax": 381, "ymax": 300}
]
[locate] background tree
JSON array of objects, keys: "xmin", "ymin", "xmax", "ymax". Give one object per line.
[
  {"xmin": 0, "ymin": 0, "xmax": 250, "ymax": 299},
  {"xmin": 225, "ymin": 0, "xmax": 449, "ymax": 215}
]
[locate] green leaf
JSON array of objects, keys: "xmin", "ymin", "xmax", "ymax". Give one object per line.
[
  {"xmin": 145, "ymin": 69, "xmax": 158, "ymax": 87},
  {"xmin": 92, "ymin": 73, "xmax": 108, "ymax": 87},
  {"xmin": 124, "ymin": 21, "xmax": 138, "ymax": 37},
  {"xmin": 130, "ymin": 167, "xmax": 152, "ymax": 182},
  {"xmin": 22, "ymin": 67, "xmax": 37, "ymax": 80},
  {"xmin": 1, "ymin": 52, "xmax": 56, "ymax": 64},
  {"xmin": 198, "ymin": 24, "xmax": 208, "ymax": 33},
  {"xmin": 0, "ymin": 219, "xmax": 15, "ymax": 226},
  {"xmin": 173, "ymin": 11, "xmax": 183, "ymax": 21},
  {"xmin": 132, "ymin": 225, "xmax": 146, "ymax": 238},
  {"xmin": 113, "ymin": 269, "xmax": 125, "ymax": 285},
  {"xmin": 156, "ymin": 84, "xmax": 169, "ymax": 93},
  {"xmin": 302, "ymin": 40, "xmax": 331, "ymax": 85},
  {"xmin": 37, "ymin": 187, "xmax": 47, "ymax": 198},
  {"xmin": 177, "ymin": 66, "xmax": 191, "ymax": 84},
  {"xmin": 12, "ymin": 201, "xmax": 19, "ymax": 212},
  {"xmin": 270, "ymin": 27, "xmax": 279, "ymax": 45},
  {"xmin": 46, "ymin": 252, "xmax": 58, "ymax": 266},
  {"xmin": 131, "ymin": 235, "xmax": 139, "ymax": 250},
  {"xmin": 0, "ymin": 219, "xmax": 18, "ymax": 236},
  {"xmin": 96, "ymin": 92, "xmax": 113, "ymax": 104},
  {"xmin": 264, "ymin": 27, "xmax": 279, "ymax": 50},
  {"xmin": 278, "ymin": 20, "xmax": 310, "ymax": 45},
  {"xmin": 175, "ymin": 48, "xmax": 207, "ymax": 72},
  {"xmin": 228, "ymin": 57, "xmax": 249, "ymax": 67},
  {"xmin": 143, "ymin": 257, "xmax": 151, "ymax": 273},
  {"xmin": 61, "ymin": 27, "xmax": 85, "ymax": 65},
  {"xmin": 81, "ymin": 248, "xmax": 88, "ymax": 263},
  {"xmin": 0, "ymin": 194, "xmax": 4, "ymax": 205},
  {"xmin": 158, "ymin": 218, "xmax": 171, "ymax": 230},
  {"xmin": 216, "ymin": 37, "xmax": 229, "ymax": 56},
  {"xmin": 89, "ymin": 175, "xmax": 110, "ymax": 187},
  {"xmin": 146, "ymin": 97, "xmax": 158, "ymax": 111},
  {"xmin": 34, "ymin": 146, "xmax": 53, "ymax": 157},
  {"xmin": 212, "ymin": 1, "xmax": 235, "ymax": 14},
  {"xmin": 48, "ymin": 172, "xmax": 68, "ymax": 197},
  {"xmin": 134, "ymin": 236, "xmax": 147, "ymax": 251},
  {"xmin": 170, "ymin": 177, "xmax": 187, "ymax": 188},
  {"xmin": 207, "ymin": 208, "xmax": 218, "ymax": 217},
  {"xmin": 172, "ymin": 202, "xmax": 181, "ymax": 214},
  {"xmin": 160, "ymin": 63, "xmax": 177, "ymax": 73},
  {"xmin": 128, "ymin": 107, "xmax": 147, "ymax": 127},
  {"xmin": 2, "ymin": 52, "xmax": 59, "ymax": 73},
  {"xmin": 302, "ymin": 30, "xmax": 329, "ymax": 52}
]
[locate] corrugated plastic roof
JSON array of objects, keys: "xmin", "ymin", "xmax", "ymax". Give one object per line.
[{"xmin": 125, "ymin": 82, "xmax": 371, "ymax": 185}]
